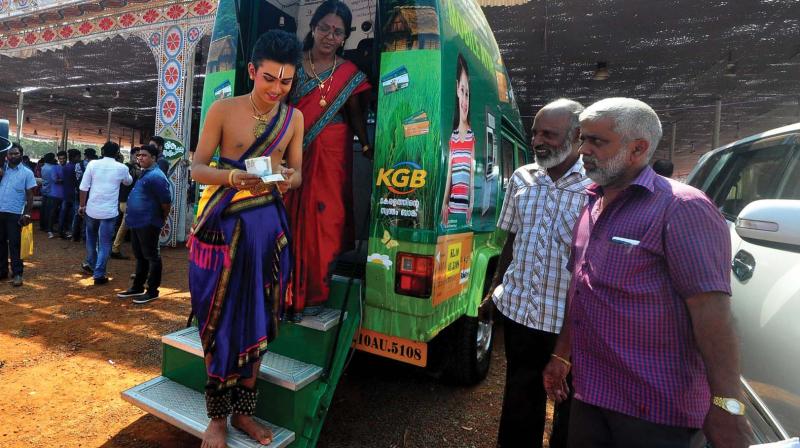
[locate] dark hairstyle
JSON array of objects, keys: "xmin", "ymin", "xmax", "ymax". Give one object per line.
[
  {"xmin": 302, "ymin": 0, "xmax": 352, "ymax": 55},
  {"xmin": 138, "ymin": 144, "xmax": 159, "ymax": 157},
  {"xmin": 251, "ymin": 30, "xmax": 303, "ymax": 68},
  {"xmin": 10, "ymin": 142, "xmax": 23, "ymax": 155},
  {"xmin": 57, "ymin": 150, "xmax": 67, "ymax": 158},
  {"xmin": 452, "ymin": 54, "xmax": 470, "ymax": 130},
  {"xmin": 84, "ymin": 147, "xmax": 96, "ymax": 156},
  {"xmin": 652, "ymin": 159, "xmax": 674, "ymax": 178},
  {"xmin": 101, "ymin": 141, "xmax": 120, "ymax": 158},
  {"xmin": 149, "ymin": 136, "xmax": 165, "ymax": 149},
  {"xmin": 43, "ymin": 152, "xmax": 57, "ymax": 164},
  {"xmin": 67, "ymin": 149, "xmax": 81, "ymax": 160}
]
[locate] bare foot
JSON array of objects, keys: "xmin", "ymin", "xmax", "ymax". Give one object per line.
[
  {"xmin": 201, "ymin": 417, "xmax": 228, "ymax": 448},
  {"xmin": 232, "ymin": 414, "xmax": 273, "ymax": 445}
]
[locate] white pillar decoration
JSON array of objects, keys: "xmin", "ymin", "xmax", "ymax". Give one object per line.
[{"xmin": 138, "ymin": 21, "xmax": 210, "ymax": 247}]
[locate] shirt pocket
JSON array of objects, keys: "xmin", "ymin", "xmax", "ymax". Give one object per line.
[{"xmin": 594, "ymin": 236, "xmax": 663, "ymax": 291}]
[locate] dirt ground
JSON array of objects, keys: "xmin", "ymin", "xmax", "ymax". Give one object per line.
[{"xmin": 1, "ymin": 232, "xmax": 551, "ymax": 447}]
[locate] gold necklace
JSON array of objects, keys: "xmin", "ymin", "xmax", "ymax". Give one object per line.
[
  {"xmin": 249, "ymin": 93, "xmax": 280, "ymax": 137},
  {"xmin": 308, "ymin": 52, "xmax": 337, "ymax": 108}
]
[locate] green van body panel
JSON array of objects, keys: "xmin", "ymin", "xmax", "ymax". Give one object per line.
[{"xmin": 142, "ymin": 0, "xmax": 528, "ymax": 445}]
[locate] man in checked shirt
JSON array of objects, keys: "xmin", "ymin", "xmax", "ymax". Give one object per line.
[
  {"xmin": 543, "ymin": 98, "xmax": 751, "ymax": 447},
  {"xmin": 487, "ymin": 98, "xmax": 592, "ymax": 448}
]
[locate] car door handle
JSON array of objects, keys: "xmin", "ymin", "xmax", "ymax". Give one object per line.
[{"xmin": 731, "ymin": 249, "xmax": 755, "ymax": 282}]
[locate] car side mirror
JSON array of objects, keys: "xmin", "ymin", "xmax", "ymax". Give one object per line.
[{"xmin": 735, "ymin": 199, "xmax": 800, "ymax": 247}]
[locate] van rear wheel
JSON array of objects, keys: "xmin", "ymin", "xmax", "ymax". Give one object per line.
[{"xmin": 446, "ymin": 308, "xmax": 495, "ymax": 385}]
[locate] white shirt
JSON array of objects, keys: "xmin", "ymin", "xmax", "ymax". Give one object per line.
[
  {"xmin": 492, "ymin": 157, "xmax": 592, "ymax": 333},
  {"xmin": 79, "ymin": 157, "xmax": 133, "ymax": 220}
]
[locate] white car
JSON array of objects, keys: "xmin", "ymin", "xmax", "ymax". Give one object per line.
[{"xmin": 687, "ymin": 123, "xmax": 800, "ymax": 443}]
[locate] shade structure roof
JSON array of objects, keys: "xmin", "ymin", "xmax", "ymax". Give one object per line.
[
  {"xmin": 1, "ymin": 0, "xmax": 799, "ymax": 171},
  {"xmin": 482, "ymin": 0, "xmax": 800, "ymax": 175}
]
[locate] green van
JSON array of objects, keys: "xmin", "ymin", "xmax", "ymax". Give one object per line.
[{"xmin": 123, "ymin": 0, "xmax": 528, "ymax": 445}]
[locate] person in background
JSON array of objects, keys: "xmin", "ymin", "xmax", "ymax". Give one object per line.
[
  {"xmin": 21, "ymin": 155, "xmax": 35, "ymax": 172},
  {"xmin": 148, "ymin": 136, "xmax": 170, "ymax": 175},
  {"xmin": 72, "ymin": 148, "xmax": 98, "ymax": 243},
  {"xmin": 116, "ymin": 145, "xmax": 172, "ymax": 304},
  {"xmin": 652, "ymin": 158, "xmax": 674, "ymax": 178},
  {"xmin": 57, "ymin": 149, "xmax": 81, "ymax": 239},
  {"xmin": 111, "ymin": 147, "xmax": 140, "ymax": 260},
  {"xmin": 78, "ymin": 142, "xmax": 133, "ymax": 285},
  {"xmin": 41, "ymin": 152, "xmax": 63, "ymax": 238},
  {"xmin": 0, "ymin": 144, "xmax": 36, "ymax": 287}
]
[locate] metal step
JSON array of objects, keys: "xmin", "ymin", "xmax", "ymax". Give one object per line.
[
  {"xmin": 163, "ymin": 328, "xmax": 322, "ymax": 391},
  {"xmin": 295, "ymin": 306, "xmax": 347, "ymax": 332},
  {"xmin": 122, "ymin": 376, "xmax": 295, "ymax": 448}
]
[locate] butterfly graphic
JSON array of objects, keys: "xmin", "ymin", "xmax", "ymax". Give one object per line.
[{"xmin": 381, "ymin": 230, "xmax": 399, "ymax": 249}]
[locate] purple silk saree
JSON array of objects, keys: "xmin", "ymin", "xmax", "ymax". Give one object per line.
[{"xmin": 188, "ymin": 103, "xmax": 294, "ymax": 388}]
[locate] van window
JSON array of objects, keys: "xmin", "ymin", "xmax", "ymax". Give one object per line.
[
  {"xmin": 709, "ymin": 143, "xmax": 794, "ymax": 219},
  {"xmin": 501, "ymin": 135, "xmax": 515, "ymax": 190}
]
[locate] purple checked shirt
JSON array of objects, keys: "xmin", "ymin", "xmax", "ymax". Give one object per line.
[{"xmin": 568, "ymin": 166, "xmax": 731, "ymax": 428}]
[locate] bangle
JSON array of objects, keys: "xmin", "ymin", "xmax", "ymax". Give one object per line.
[
  {"xmin": 551, "ymin": 353, "xmax": 572, "ymax": 368},
  {"xmin": 227, "ymin": 169, "xmax": 237, "ymax": 187}
]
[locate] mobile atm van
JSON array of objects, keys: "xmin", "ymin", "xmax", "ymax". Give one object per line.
[{"xmin": 123, "ymin": 0, "xmax": 528, "ymax": 445}]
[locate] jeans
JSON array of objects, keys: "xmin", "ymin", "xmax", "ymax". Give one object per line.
[
  {"xmin": 58, "ymin": 200, "xmax": 74, "ymax": 237},
  {"xmin": 45, "ymin": 196, "xmax": 62, "ymax": 232},
  {"xmin": 131, "ymin": 225, "xmax": 162, "ymax": 294},
  {"xmin": 84, "ymin": 215, "xmax": 117, "ymax": 279},
  {"xmin": 0, "ymin": 212, "xmax": 23, "ymax": 277},
  {"xmin": 71, "ymin": 207, "xmax": 83, "ymax": 241}
]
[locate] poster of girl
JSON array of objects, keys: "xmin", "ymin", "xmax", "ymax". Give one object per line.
[{"xmin": 441, "ymin": 53, "xmax": 474, "ymax": 227}]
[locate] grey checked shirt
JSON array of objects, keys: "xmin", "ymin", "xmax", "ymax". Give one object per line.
[{"xmin": 492, "ymin": 157, "xmax": 591, "ymax": 333}]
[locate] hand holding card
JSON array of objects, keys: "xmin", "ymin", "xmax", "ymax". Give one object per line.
[{"xmin": 245, "ymin": 156, "xmax": 285, "ymax": 183}]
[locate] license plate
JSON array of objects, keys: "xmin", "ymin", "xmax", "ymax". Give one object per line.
[{"xmin": 352, "ymin": 328, "xmax": 427, "ymax": 367}]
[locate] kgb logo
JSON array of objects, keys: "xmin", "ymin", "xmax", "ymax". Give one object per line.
[{"xmin": 376, "ymin": 161, "xmax": 427, "ymax": 195}]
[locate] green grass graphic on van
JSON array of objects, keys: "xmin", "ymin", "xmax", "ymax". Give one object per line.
[{"xmin": 371, "ymin": 49, "xmax": 442, "ymax": 236}]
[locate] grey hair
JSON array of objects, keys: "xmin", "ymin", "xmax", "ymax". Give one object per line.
[
  {"xmin": 579, "ymin": 97, "xmax": 663, "ymax": 159},
  {"xmin": 539, "ymin": 98, "xmax": 585, "ymax": 140}
]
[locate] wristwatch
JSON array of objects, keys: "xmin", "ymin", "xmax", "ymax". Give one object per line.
[{"xmin": 712, "ymin": 396, "xmax": 746, "ymax": 415}]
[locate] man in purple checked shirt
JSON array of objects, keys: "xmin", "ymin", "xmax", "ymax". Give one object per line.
[{"xmin": 542, "ymin": 98, "xmax": 752, "ymax": 448}]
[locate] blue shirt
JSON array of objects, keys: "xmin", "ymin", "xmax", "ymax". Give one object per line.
[
  {"xmin": 125, "ymin": 166, "xmax": 172, "ymax": 229},
  {"xmin": 41, "ymin": 163, "xmax": 64, "ymax": 199},
  {"xmin": 62, "ymin": 162, "xmax": 77, "ymax": 202},
  {"xmin": 0, "ymin": 163, "xmax": 37, "ymax": 215}
]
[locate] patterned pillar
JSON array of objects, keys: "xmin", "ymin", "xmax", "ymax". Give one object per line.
[{"xmin": 139, "ymin": 21, "xmax": 209, "ymax": 246}]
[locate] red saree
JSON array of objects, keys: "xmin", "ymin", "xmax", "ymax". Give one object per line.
[{"xmin": 285, "ymin": 60, "xmax": 370, "ymax": 313}]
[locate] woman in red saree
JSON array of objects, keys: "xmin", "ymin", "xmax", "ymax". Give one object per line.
[{"xmin": 285, "ymin": 0, "xmax": 371, "ymax": 318}]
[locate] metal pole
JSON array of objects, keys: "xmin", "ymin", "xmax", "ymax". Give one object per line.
[
  {"xmin": 712, "ymin": 99, "xmax": 721, "ymax": 149},
  {"xmin": 16, "ymin": 91, "xmax": 24, "ymax": 142},
  {"xmin": 106, "ymin": 108, "xmax": 113, "ymax": 141},
  {"xmin": 61, "ymin": 113, "xmax": 67, "ymax": 150},
  {"xmin": 182, "ymin": 46, "xmax": 197, "ymax": 155},
  {"xmin": 670, "ymin": 121, "xmax": 677, "ymax": 162}
]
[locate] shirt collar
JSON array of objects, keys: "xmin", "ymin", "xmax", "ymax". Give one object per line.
[
  {"xmin": 586, "ymin": 165, "xmax": 657, "ymax": 197},
  {"xmin": 536, "ymin": 156, "xmax": 586, "ymax": 183}
]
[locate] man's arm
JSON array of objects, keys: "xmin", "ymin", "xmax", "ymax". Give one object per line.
[
  {"xmin": 686, "ymin": 292, "xmax": 751, "ymax": 448},
  {"xmin": 161, "ymin": 203, "xmax": 172, "ymax": 222},
  {"xmin": 20, "ymin": 188, "xmax": 34, "ymax": 226},
  {"xmin": 484, "ymin": 232, "xmax": 515, "ymax": 302}
]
